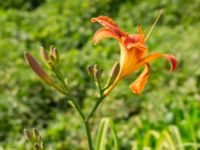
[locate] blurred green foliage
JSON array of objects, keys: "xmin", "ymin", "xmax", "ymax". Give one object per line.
[{"xmin": 0, "ymin": 0, "xmax": 199, "ymax": 149}]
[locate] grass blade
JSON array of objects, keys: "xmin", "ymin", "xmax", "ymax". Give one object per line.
[{"xmin": 95, "ymin": 118, "xmax": 110, "ymax": 150}]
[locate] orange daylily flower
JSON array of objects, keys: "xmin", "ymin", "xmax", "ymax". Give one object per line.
[{"xmin": 91, "ymin": 16, "xmax": 177, "ymax": 96}]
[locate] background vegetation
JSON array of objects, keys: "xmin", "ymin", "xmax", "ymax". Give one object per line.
[{"xmin": 0, "ymin": 0, "xmax": 199, "ymax": 149}]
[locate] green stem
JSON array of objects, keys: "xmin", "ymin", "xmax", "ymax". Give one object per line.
[
  {"xmin": 62, "ymin": 85, "xmax": 94, "ymax": 149},
  {"xmin": 67, "ymin": 94, "xmax": 94, "ymax": 150},
  {"xmin": 87, "ymin": 96, "xmax": 105, "ymax": 121},
  {"xmin": 70, "ymin": 96, "xmax": 94, "ymax": 150},
  {"xmin": 55, "ymin": 71, "xmax": 94, "ymax": 149},
  {"xmin": 69, "ymin": 96, "xmax": 85, "ymax": 120},
  {"xmin": 84, "ymin": 120, "xmax": 94, "ymax": 150}
]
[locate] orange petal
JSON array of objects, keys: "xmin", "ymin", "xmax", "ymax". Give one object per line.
[
  {"xmin": 93, "ymin": 27, "xmax": 120, "ymax": 45},
  {"xmin": 24, "ymin": 52, "xmax": 54, "ymax": 86},
  {"xmin": 130, "ymin": 63, "xmax": 150, "ymax": 94},
  {"xmin": 91, "ymin": 16, "xmax": 125, "ymax": 37},
  {"xmin": 126, "ymin": 42, "xmax": 148, "ymax": 60},
  {"xmin": 134, "ymin": 53, "xmax": 177, "ymax": 72}
]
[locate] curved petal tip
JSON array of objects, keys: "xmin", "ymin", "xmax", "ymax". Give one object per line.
[
  {"xmin": 91, "ymin": 18, "xmax": 97, "ymax": 23},
  {"xmin": 93, "ymin": 27, "xmax": 120, "ymax": 45},
  {"xmin": 165, "ymin": 54, "xmax": 177, "ymax": 72}
]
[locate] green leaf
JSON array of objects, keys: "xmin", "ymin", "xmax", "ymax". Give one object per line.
[
  {"xmin": 95, "ymin": 118, "xmax": 110, "ymax": 150},
  {"xmin": 168, "ymin": 125, "xmax": 184, "ymax": 150},
  {"xmin": 143, "ymin": 130, "xmax": 160, "ymax": 147},
  {"xmin": 110, "ymin": 119, "xmax": 119, "ymax": 150},
  {"xmin": 155, "ymin": 130, "xmax": 176, "ymax": 150}
]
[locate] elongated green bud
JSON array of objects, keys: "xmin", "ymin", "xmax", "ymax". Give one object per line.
[
  {"xmin": 87, "ymin": 64, "xmax": 95, "ymax": 77},
  {"xmin": 34, "ymin": 143, "xmax": 42, "ymax": 150},
  {"xmin": 53, "ymin": 47, "xmax": 59, "ymax": 60},
  {"xmin": 37, "ymin": 136, "xmax": 42, "ymax": 141},
  {"xmin": 93, "ymin": 65, "xmax": 102, "ymax": 82},
  {"xmin": 94, "ymin": 69, "xmax": 102, "ymax": 82},
  {"xmin": 50, "ymin": 46, "xmax": 59, "ymax": 61},
  {"xmin": 107, "ymin": 62, "xmax": 120, "ymax": 86},
  {"xmin": 50, "ymin": 45, "xmax": 54, "ymax": 55},
  {"xmin": 33, "ymin": 128, "xmax": 40, "ymax": 139},
  {"xmin": 24, "ymin": 129, "xmax": 33, "ymax": 142},
  {"xmin": 40, "ymin": 47, "xmax": 49, "ymax": 63}
]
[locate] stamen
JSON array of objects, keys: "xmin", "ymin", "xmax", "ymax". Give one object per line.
[{"xmin": 145, "ymin": 9, "xmax": 163, "ymax": 41}]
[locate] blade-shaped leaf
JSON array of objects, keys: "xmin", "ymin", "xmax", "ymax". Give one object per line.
[
  {"xmin": 110, "ymin": 119, "xmax": 119, "ymax": 150},
  {"xmin": 95, "ymin": 118, "xmax": 109, "ymax": 150}
]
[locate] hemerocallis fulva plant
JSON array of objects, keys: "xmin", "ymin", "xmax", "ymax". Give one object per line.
[{"xmin": 24, "ymin": 11, "xmax": 177, "ymax": 150}]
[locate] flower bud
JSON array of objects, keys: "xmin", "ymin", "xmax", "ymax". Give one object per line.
[
  {"xmin": 87, "ymin": 64, "xmax": 95, "ymax": 77},
  {"xmin": 53, "ymin": 48, "xmax": 59, "ymax": 60},
  {"xmin": 94, "ymin": 65, "xmax": 102, "ymax": 82},
  {"xmin": 40, "ymin": 47, "xmax": 49, "ymax": 63},
  {"xmin": 37, "ymin": 136, "xmax": 42, "ymax": 141},
  {"xmin": 107, "ymin": 62, "xmax": 120, "ymax": 86},
  {"xmin": 50, "ymin": 45, "xmax": 54, "ymax": 54},
  {"xmin": 94, "ymin": 70, "xmax": 101, "ymax": 82},
  {"xmin": 50, "ymin": 46, "xmax": 59, "ymax": 61},
  {"xmin": 34, "ymin": 143, "xmax": 42, "ymax": 150},
  {"xmin": 24, "ymin": 52, "xmax": 54, "ymax": 86},
  {"xmin": 33, "ymin": 128, "xmax": 40, "ymax": 139},
  {"xmin": 24, "ymin": 129, "xmax": 33, "ymax": 142}
]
